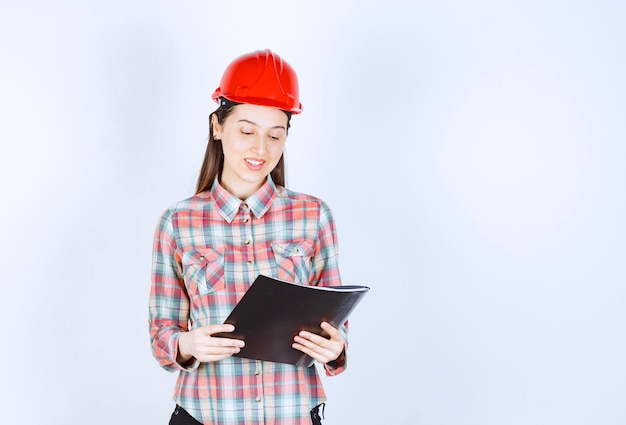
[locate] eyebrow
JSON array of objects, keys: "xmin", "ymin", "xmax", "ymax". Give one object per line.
[{"xmin": 237, "ymin": 119, "xmax": 286, "ymax": 131}]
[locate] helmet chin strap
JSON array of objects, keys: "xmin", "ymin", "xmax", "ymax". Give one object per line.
[
  {"xmin": 220, "ymin": 98, "xmax": 239, "ymax": 108},
  {"xmin": 218, "ymin": 97, "xmax": 292, "ymax": 121}
]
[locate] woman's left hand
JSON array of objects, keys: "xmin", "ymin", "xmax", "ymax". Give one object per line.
[{"xmin": 292, "ymin": 321, "xmax": 345, "ymax": 364}]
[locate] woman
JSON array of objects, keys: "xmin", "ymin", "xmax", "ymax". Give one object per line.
[{"xmin": 149, "ymin": 50, "xmax": 347, "ymax": 425}]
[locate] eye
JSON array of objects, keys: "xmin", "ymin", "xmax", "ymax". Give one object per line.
[
  {"xmin": 240, "ymin": 129, "xmax": 253, "ymax": 135},
  {"xmin": 268, "ymin": 132, "xmax": 284, "ymax": 141}
]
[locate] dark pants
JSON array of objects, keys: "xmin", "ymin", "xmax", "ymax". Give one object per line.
[
  {"xmin": 169, "ymin": 406, "xmax": 201, "ymax": 425},
  {"xmin": 169, "ymin": 404, "xmax": 325, "ymax": 425}
]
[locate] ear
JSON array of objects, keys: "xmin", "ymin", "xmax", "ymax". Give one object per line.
[{"xmin": 211, "ymin": 114, "xmax": 221, "ymax": 138}]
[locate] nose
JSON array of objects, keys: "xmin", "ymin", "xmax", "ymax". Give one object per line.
[{"xmin": 251, "ymin": 134, "xmax": 266, "ymax": 155}]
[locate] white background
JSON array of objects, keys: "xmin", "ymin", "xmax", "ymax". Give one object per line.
[{"xmin": 1, "ymin": 1, "xmax": 625, "ymax": 424}]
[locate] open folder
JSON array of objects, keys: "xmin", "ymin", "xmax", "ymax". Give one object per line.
[{"xmin": 213, "ymin": 275, "xmax": 370, "ymax": 366}]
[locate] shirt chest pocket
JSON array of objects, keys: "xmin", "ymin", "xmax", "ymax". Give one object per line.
[
  {"xmin": 181, "ymin": 247, "xmax": 225, "ymax": 296},
  {"xmin": 271, "ymin": 241, "xmax": 315, "ymax": 284}
]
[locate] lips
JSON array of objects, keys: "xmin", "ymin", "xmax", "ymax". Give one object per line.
[{"xmin": 245, "ymin": 158, "xmax": 265, "ymax": 171}]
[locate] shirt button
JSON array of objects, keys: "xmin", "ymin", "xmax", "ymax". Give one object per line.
[
  {"xmin": 255, "ymin": 397, "xmax": 262, "ymax": 402},
  {"xmin": 245, "ymin": 239, "xmax": 251, "ymax": 245},
  {"xmin": 243, "ymin": 218, "xmax": 249, "ymax": 223},
  {"xmin": 247, "ymin": 260, "xmax": 253, "ymax": 265},
  {"xmin": 254, "ymin": 370, "xmax": 260, "ymax": 375}
]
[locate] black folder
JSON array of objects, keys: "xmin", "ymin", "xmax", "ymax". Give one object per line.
[{"xmin": 213, "ymin": 275, "xmax": 369, "ymax": 366}]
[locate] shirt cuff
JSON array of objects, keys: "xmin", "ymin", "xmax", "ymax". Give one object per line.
[
  {"xmin": 177, "ymin": 357, "xmax": 201, "ymax": 371},
  {"xmin": 323, "ymin": 348, "xmax": 347, "ymax": 376},
  {"xmin": 172, "ymin": 332, "xmax": 201, "ymax": 372}
]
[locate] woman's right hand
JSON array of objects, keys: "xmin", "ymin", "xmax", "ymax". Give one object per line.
[{"xmin": 177, "ymin": 324, "xmax": 245, "ymax": 364}]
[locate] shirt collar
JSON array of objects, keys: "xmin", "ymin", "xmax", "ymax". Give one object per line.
[{"xmin": 211, "ymin": 176, "xmax": 278, "ymax": 222}]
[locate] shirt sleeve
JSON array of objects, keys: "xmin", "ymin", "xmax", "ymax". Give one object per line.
[
  {"xmin": 148, "ymin": 211, "xmax": 199, "ymax": 372},
  {"xmin": 311, "ymin": 201, "xmax": 349, "ymax": 376}
]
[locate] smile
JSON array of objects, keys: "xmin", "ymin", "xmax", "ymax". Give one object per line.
[
  {"xmin": 245, "ymin": 158, "xmax": 266, "ymax": 171},
  {"xmin": 245, "ymin": 159, "xmax": 264, "ymax": 166}
]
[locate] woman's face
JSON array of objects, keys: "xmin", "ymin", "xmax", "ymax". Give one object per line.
[{"xmin": 213, "ymin": 103, "xmax": 289, "ymax": 199}]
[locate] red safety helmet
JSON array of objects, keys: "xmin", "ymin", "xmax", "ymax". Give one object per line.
[{"xmin": 212, "ymin": 49, "xmax": 303, "ymax": 114}]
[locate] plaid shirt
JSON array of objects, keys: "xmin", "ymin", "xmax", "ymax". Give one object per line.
[{"xmin": 149, "ymin": 177, "xmax": 347, "ymax": 425}]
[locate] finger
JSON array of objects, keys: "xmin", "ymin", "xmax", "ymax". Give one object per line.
[
  {"xmin": 203, "ymin": 344, "xmax": 243, "ymax": 355},
  {"xmin": 297, "ymin": 330, "xmax": 335, "ymax": 347},
  {"xmin": 320, "ymin": 322, "xmax": 346, "ymax": 344},
  {"xmin": 292, "ymin": 340, "xmax": 335, "ymax": 364},
  {"xmin": 205, "ymin": 324, "xmax": 236, "ymax": 335},
  {"xmin": 296, "ymin": 331, "xmax": 329, "ymax": 345},
  {"xmin": 196, "ymin": 344, "xmax": 242, "ymax": 360},
  {"xmin": 320, "ymin": 322, "xmax": 338, "ymax": 337},
  {"xmin": 293, "ymin": 335, "xmax": 341, "ymax": 359},
  {"xmin": 197, "ymin": 352, "xmax": 238, "ymax": 363},
  {"xmin": 207, "ymin": 336, "xmax": 245, "ymax": 348},
  {"xmin": 291, "ymin": 341, "xmax": 321, "ymax": 361},
  {"xmin": 296, "ymin": 336, "xmax": 342, "ymax": 356}
]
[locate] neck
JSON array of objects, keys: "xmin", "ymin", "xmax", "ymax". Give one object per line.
[{"xmin": 219, "ymin": 178, "xmax": 264, "ymax": 200}]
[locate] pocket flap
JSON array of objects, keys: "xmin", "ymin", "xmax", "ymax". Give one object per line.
[
  {"xmin": 271, "ymin": 241, "xmax": 314, "ymax": 258},
  {"xmin": 182, "ymin": 246, "xmax": 223, "ymax": 265}
]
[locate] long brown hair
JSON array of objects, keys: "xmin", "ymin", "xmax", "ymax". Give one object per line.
[{"xmin": 195, "ymin": 99, "xmax": 292, "ymax": 194}]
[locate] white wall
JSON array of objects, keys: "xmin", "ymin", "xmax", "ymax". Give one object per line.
[{"xmin": 1, "ymin": 1, "xmax": 625, "ymax": 423}]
